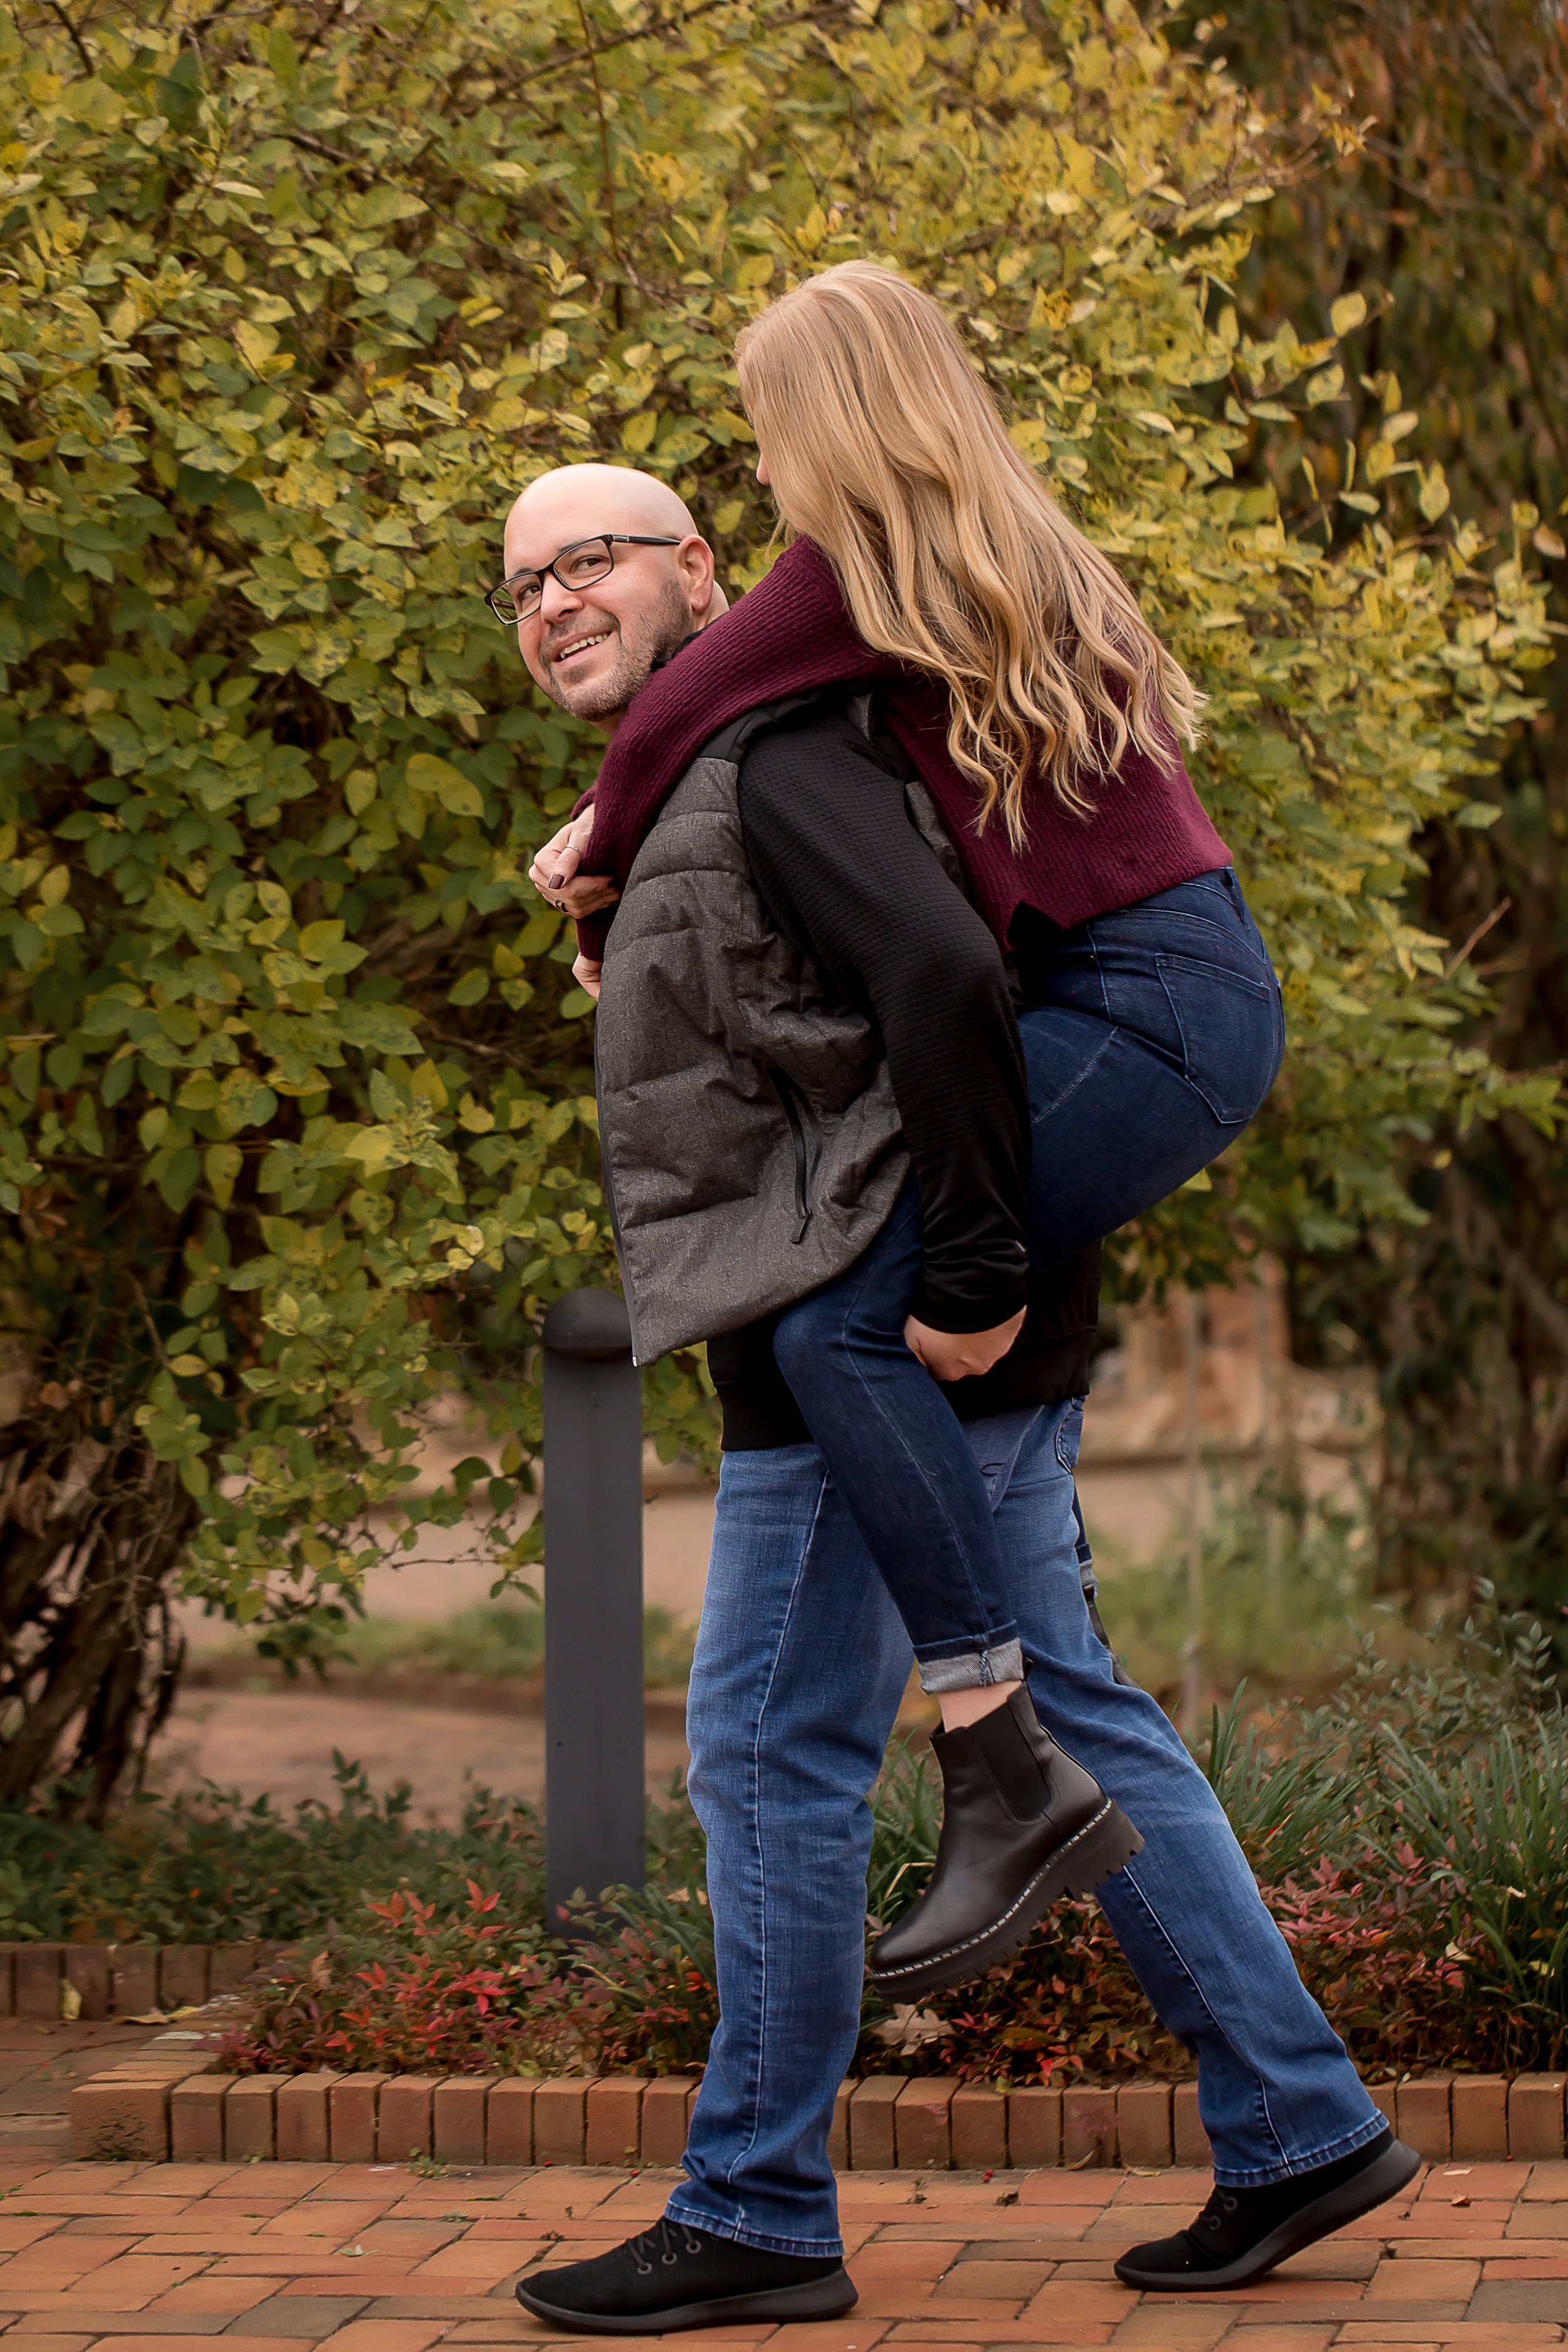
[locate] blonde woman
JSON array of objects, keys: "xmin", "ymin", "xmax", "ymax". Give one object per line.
[
  {"xmin": 726, "ymin": 261, "xmax": 1291, "ymax": 1991},
  {"xmin": 515, "ymin": 270, "xmax": 1411, "ymax": 2334}
]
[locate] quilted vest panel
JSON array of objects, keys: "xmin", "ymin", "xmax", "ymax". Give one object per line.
[{"xmin": 595, "ymin": 726, "xmax": 951, "ymax": 1363}]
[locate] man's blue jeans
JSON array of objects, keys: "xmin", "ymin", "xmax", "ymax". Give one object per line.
[
  {"xmin": 772, "ymin": 866, "xmax": 1286, "ymax": 1693},
  {"xmin": 670, "ymin": 1399, "xmax": 1383, "ymax": 2256}
]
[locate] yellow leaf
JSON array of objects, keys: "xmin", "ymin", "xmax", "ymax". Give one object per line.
[
  {"xmin": 204, "ymin": 1143, "xmax": 242, "ymax": 1209},
  {"xmin": 405, "ymin": 753, "xmax": 482, "ymax": 818},
  {"xmin": 234, "ymin": 320, "xmax": 278, "ymax": 374},
  {"xmin": 621, "ymin": 412, "xmax": 658, "ymax": 453},
  {"xmin": 344, "ymin": 1130, "xmax": 396, "ymax": 1171},
  {"xmin": 1330, "ymin": 291, "xmax": 1367, "ymax": 336},
  {"xmin": 1418, "ymin": 467, "xmax": 1451, "ymax": 522}
]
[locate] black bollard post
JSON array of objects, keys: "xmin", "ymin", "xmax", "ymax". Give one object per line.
[{"xmin": 541, "ymin": 1288, "xmax": 645, "ymax": 1934}]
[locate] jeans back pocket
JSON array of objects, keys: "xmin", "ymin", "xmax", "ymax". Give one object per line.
[{"xmin": 1156, "ymin": 952, "xmax": 1283, "ymax": 1126}]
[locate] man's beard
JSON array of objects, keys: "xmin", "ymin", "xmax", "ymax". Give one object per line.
[{"xmin": 538, "ymin": 578, "xmax": 694, "ymax": 720}]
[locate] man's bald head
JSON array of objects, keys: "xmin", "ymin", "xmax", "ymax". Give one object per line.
[
  {"xmin": 504, "ymin": 464, "xmax": 699, "ymax": 563},
  {"xmin": 501, "ymin": 465, "xmax": 725, "ymax": 728}
]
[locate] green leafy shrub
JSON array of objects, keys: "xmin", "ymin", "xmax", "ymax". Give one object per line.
[
  {"xmin": 0, "ymin": 1754, "xmax": 544, "ymax": 1944},
  {"xmin": 0, "ymin": 0, "xmax": 1556, "ymax": 1811}
]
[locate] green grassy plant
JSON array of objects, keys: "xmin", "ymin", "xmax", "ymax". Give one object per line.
[
  {"xmin": 198, "ymin": 1600, "xmax": 697, "ymax": 1690},
  {"xmin": 1096, "ymin": 1475, "xmax": 1405, "ymax": 1703}
]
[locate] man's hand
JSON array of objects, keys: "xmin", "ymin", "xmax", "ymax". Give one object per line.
[
  {"xmin": 904, "ymin": 1308, "xmax": 1026, "ymax": 1382},
  {"xmin": 573, "ymin": 954, "xmax": 603, "ymax": 1001},
  {"xmin": 529, "ymin": 810, "xmax": 621, "ymax": 918}
]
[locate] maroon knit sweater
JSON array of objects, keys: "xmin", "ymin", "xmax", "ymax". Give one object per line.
[{"xmin": 574, "ymin": 537, "xmax": 1228, "ymax": 963}]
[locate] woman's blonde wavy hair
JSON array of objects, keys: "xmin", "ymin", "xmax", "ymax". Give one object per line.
[{"xmin": 734, "ymin": 261, "xmax": 1200, "ymax": 844}]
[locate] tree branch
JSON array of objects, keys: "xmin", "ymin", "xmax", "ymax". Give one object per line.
[{"xmin": 41, "ymin": 0, "xmax": 92, "ymax": 75}]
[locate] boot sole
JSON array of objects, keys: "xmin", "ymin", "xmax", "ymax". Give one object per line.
[
  {"xmin": 1112, "ymin": 2136, "xmax": 1422, "ymax": 2294},
  {"xmin": 515, "ymin": 2268, "xmax": 857, "ymax": 2335},
  {"xmin": 866, "ymin": 1798, "xmax": 1144, "ymax": 2000}
]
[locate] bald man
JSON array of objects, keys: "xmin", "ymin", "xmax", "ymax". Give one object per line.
[
  {"xmin": 500, "ymin": 464, "xmax": 728, "ymax": 963},
  {"xmin": 500, "ymin": 463, "xmax": 723, "ymax": 721}
]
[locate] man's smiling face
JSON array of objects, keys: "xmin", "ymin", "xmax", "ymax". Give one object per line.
[{"xmin": 501, "ymin": 464, "xmax": 721, "ymax": 726}]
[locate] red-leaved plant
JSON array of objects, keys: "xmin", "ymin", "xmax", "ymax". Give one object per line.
[{"xmin": 221, "ymin": 1880, "xmax": 609, "ymax": 2079}]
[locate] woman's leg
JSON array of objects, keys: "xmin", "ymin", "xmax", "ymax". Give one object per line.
[
  {"xmin": 771, "ymin": 1175, "xmax": 1025, "ymax": 1698},
  {"xmin": 774, "ymin": 869, "xmax": 1283, "ymax": 1687},
  {"xmin": 1019, "ymin": 868, "xmax": 1286, "ymax": 1268}
]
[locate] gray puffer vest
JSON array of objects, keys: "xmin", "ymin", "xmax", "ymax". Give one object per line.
[{"xmin": 595, "ymin": 694, "xmax": 961, "ymax": 1365}]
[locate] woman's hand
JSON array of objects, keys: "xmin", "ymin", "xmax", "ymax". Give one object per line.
[
  {"xmin": 529, "ymin": 810, "xmax": 621, "ymax": 919},
  {"xmin": 904, "ymin": 1308, "xmax": 1026, "ymax": 1382},
  {"xmin": 573, "ymin": 954, "xmax": 603, "ymax": 1001}
]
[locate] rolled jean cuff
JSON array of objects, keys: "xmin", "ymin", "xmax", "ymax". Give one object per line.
[{"xmin": 916, "ymin": 1635, "xmax": 1025, "ymax": 1695}]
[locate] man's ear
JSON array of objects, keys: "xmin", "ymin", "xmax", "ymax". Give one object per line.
[{"xmin": 677, "ymin": 534, "xmax": 719, "ymax": 623}]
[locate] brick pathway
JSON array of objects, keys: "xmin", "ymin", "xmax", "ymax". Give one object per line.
[
  {"xmin": 6, "ymin": 2020, "xmax": 1568, "ymax": 2349},
  {"xmin": 0, "ymin": 2128, "xmax": 1563, "ymax": 2348},
  {"xmin": 0, "ymin": 2019, "xmax": 167, "ymax": 2161}
]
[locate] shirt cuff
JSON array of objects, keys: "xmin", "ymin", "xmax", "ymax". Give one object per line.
[{"xmin": 910, "ymin": 1268, "xmax": 1030, "ymax": 1334}]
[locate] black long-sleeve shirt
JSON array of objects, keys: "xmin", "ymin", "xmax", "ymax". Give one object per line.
[
  {"xmin": 741, "ymin": 702, "xmax": 1031, "ymax": 1332},
  {"xmin": 707, "ymin": 690, "xmax": 1100, "ymax": 1449}
]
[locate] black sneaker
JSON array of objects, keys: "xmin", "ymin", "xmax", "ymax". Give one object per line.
[
  {"xmin": 514, "ymin": 2215, "xmax": 857, "ymax": 2335},
  {"xmin": 1114, "ymin": 2128, "xmax": 1421, "ymax": 2294}
]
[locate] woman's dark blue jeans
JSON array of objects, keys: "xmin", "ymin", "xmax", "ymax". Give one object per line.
[{"xmin": 770, "ymin": 867, "xmax": 1285, "ymax": 1692}]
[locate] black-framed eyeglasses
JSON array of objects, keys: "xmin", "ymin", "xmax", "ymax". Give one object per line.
[{"xmin": 485, "ymin": 534, "xmax": 682, "ymax": 625}]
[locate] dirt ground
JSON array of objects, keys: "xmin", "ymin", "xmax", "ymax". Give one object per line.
[{"xmin": 148, "ymin": 1688, "xmax": 691, "ymax": 1825}]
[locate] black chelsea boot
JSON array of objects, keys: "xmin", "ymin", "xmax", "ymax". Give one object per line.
[{"xmin": 867, "ymin": 1685, "xmax": 1143, "ymax": 2001}]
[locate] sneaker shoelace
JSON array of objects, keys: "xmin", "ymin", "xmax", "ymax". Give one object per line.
[
  {"xmin": 1185, "ymin": 2184, "xmax": 1242, "ymax": 2263},
  {"xmin": 627, "ymin": 2218, "xmax": 706, "ymax": 2279},
  {"xmin": 1197, "ymin": 2188, "xmax": 1239, "ymax": 2232}
]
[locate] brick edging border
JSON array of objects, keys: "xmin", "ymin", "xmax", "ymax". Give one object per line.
[
  {"xmin": 1, "ymin": 1940, "xmax": 287, "ymax": 2021},
  {"xmin": 70, "ymin": 2063, "xmax": 1563, "ymax": 2171}
]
